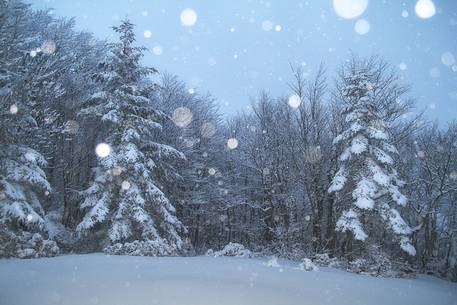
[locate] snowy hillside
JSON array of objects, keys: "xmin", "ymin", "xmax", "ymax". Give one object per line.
[{"xmin": 0, "ymin": 254, "xmax": 456, "ymax": 305}]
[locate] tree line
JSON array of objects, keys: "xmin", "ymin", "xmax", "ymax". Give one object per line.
[{"xmin": 1, "ymin": 0, "xmax": 456, "ymax": 281}]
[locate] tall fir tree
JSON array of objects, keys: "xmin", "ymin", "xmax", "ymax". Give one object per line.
[
  {"xmin": 328, "ymin": 65, "xmax": 416, "ymax": 256},
  {"xmin": 76, "ymin": 20, "xmax": 187, "ymax": 255}
]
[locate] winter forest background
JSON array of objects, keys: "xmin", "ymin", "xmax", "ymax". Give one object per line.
[{"xmin": 1, "ymin": 0, "xmax": 457, "ymax": 285}]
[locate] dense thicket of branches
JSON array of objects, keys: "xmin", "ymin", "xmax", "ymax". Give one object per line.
[{"xmin": 1, "ymin": 0, "xmax": 456, "ymax": 281}]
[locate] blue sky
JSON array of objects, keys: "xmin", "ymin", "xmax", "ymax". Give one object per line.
[{"xmin": 26, "ymin": 0, "xmax": 457, "ymax": 122}]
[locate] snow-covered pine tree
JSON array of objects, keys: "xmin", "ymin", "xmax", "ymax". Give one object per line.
[
  {"xmin": 76, "ymin": 20, "xmax": 187, "ymax": 256},
  {"xmin": 0, "ymin": 0, "xmax": 59, "ymax": 258},
  {"xmin": 328, "ymin": 64, "xmax": 416, "ymax": 256}
]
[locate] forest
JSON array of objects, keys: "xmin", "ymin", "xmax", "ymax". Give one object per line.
[{"xmin": 1, "ymin": 0, "xmax": 456, "ymax": 283}]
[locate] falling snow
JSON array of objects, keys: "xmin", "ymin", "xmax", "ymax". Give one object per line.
[
  {"xmin": 9, "ymin": 104, "xmax": 18, "ymax": 114},
  {"xmin": 41, "ymin": 40, "xmax": 56, "ymax": 54},
  {"xmin": 261, "ymin": 20, "xmax": 274, "ymax": 31},
  {"xmin": 441, "ymin": 52, "xmax": 455, "ymax": 67},
  {"xmin": 180, "ymin": 8, "xmax": 197, "ymax": 27},
  {"xmin": 333, "ymin": 0, "xmax": 368, "ymax": 19},
  {"xmin": 95, "ymin": 143, "xmax": 111, "ymax": 158},
  {"xmin": 200, "ymin": 122, "xmax": 217, "ymax": 138},
  {"xmin": 354, "ymin": 19, "xmax": 370, "ymax": 35},
  {"xmin": 2, "ymin": 0, "xmax": 457, "ymax": 302},
  {"xmin": 143, "ymin": 30, "xmax": 152, "ymax": 38},
  {"xmin": 172, "ymin": 107, "xmax": 193, "ymax": 128},
  {"xmin": 415, "ymin": 0, "xmax": 436, "ymax": 19},
  {"xmin": 121, "ymin": 180, "xmax": 131, "ymax": 190},
  {"xmin": 227, "ymin": 138, "xmax": 239, "ymax": 150},
  {"xmin": 288, "ymin": 94, "xmax": 302, "ymax": 108},
  {"xmin": 152, "ymin": 45, "xmax": 163, "ymax": 55}
]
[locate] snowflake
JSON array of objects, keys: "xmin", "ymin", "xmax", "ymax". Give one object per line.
[
  {"xmin": 41, "ymin": 40, "xmax": 56, "ymax": 54},
  {"xmin": 143, "ymin": 30, "xmax": 152, "ymax": 38},
  {"xmin": 121, "ymin": 181, "xmax": 131, "ymax": 190},
  {"xmin": 9, "ymin": 104, "xmax": 18, "ymax": 114},
  {"xmin": 288, "ymin": 94, "xmax": 302, "ymax": 108},
  {"xmin": 152, "ymin": 45, "xmax": 162, "ymax": 55},
  {"xmin": 180, "ymin": 8, "xmax": 197, "ymax": 27},
  {"xmin": 172, "ymin": 107, "xmax": 193, "ymax": 128},
  {"xmin": 261, "ymin": 20, "xmax": 273, "ymax": 31},
  {"xmin": 95, "ymin": 143, "xmax": 111, "ymax": 158},
  {"xmin": 441, "ymin": 52, "xmax": 455, "ymax": 67},
  {"xmin": 200, "ymin": 122, "xmax": 216, "ymax": 138},
  {"xmin": 354, "ymin": 19, "xmax": 370, "ymax": 35},
  {"xmin": 227, "ymin": 138, "xmax": 239, "ymax": 150},
  {"xmin": 415, "ymin": 0, "xmax": 436, "ymax": 19},
  {"xmin": 333, "ymin": 0, "xmax": 368, "ymax": 19}
]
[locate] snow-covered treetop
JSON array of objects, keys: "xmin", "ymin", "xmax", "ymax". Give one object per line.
[
  {"xmin": 330, "ymin": 63, "xmax": 415, "ymax": 256},
  {"xmin": 76, "ymin": 20, "xmax": 186, "ymax": 255}
]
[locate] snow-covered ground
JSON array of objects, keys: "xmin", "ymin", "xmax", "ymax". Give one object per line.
[{"xmin": 0, "ymin": 254, "xmax": 456, "ymax": 305}]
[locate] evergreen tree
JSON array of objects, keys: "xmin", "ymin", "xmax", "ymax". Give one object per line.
[
  {"xmin": 328, "ymin": 64, "xmax": 416, "ymax": 256},
  {"xmin": 76, "ymin": 20, "xmax": 187, "ymax": 255},
  {"xmin": 0, "ymin": 0, "xmax": 58, "ymax": 258}
]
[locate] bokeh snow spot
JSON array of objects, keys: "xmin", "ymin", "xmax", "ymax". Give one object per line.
[
  {"xmin": 227, "ymin": 138, "xmax": 239, "ymax": 150},
  {"xmin": 354, "ymin": 19, "xmax": 370, "ymax": 35},
  {"xmin": 41, "ymin": 40, "xmax": 56, "ymax": 54},
  {"xmin": 415, "ymin": 0, "xmax": 435, "ymax": 19},
  {"xmin": 441, "ymin": 52, "xmax": 455, "ymax": 67},
  {"xmin": 200, "ymin": 122, "xmax": 216, "ymax": 138},
  {"xmin": 333, "ymin": 0, "xmax": 368, "ymax": 19},
  {"xmin": 9, "ymin": 104, "xmax": 18, "ymax": 114},
  {"xmin": 180, "ymin": 8, "xmax": 197, "ymax": 27},
  {"xmin": 121, "ymin": 181, "xmax": 131, "ymax": 190},
  {"xmin": 172, "ymin": 107, "xmax": 193, "ymax": 128},
  {"xmin": 288, "ymin": 94, "xmax": 302, "ymax": 108},
  {"xmin": 95, "ymin": 143, "xmax": 111, "ymax": 158},
  {"xmin": 143, "ymin": 30, "xmax": 152, "ymax": 38},
  {"xmin": 152, "ymin": 45, "xmax": 163, "ymax": 55},
  {"xmin": 261, "ymin": 20, "xmax": 273, "ymax": 31}
]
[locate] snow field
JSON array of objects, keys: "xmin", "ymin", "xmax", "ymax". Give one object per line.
[{"xmin": 1, "ymin": 254, "xmax": 456, "ymax": 305}]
